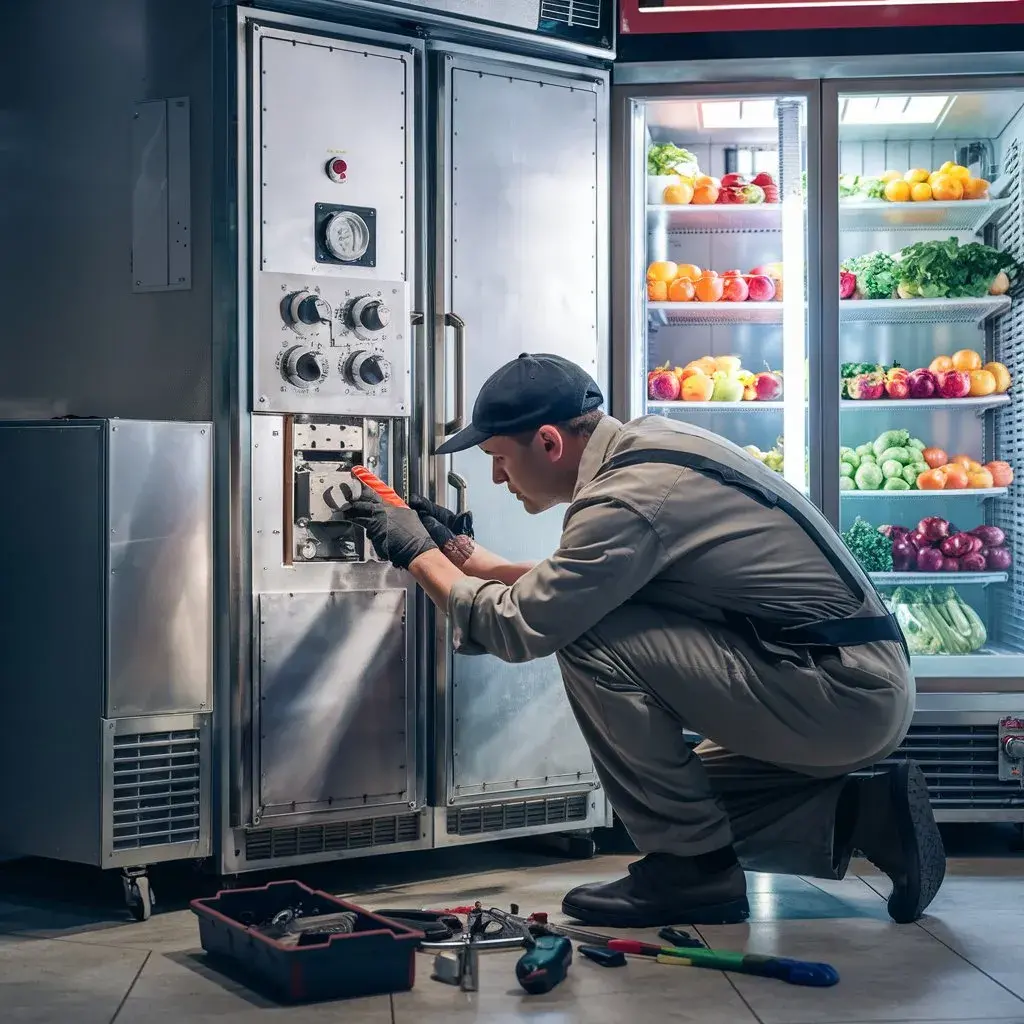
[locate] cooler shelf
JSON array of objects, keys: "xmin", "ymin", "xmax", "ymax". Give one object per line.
[
  {"xmin": 647, "ymin": 203, "xmax": 781, "ymax": 233},
  {"xmin": 648, "ymin": 301, "xmax": 782, "ymax": 325},
  {"xmin": 840, "ymin": 296, "xmax": 1010, "ymax": 325},
  {"xmin": 869, "ymin": 571, "xmax": 1008, "ymax": 586},
  {"xmin": 842, "ymin": 488, "xmax": 1009, "ymax": 499},
  {"xmin": 839, "ymin": 198, "xmax": 1010, "ymax": 235},
  {"xmin": 648, "ymin": 400, "xmax": 785, "ymax": 412},
  {"xmin": 840, "ymin": 395, "xmax": 1010, "ymax": 412},
  {"xmin": 911, "ymin": 647, "xmax": 1024, "ymax": 679}
]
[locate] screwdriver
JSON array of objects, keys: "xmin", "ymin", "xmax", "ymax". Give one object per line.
[
  {"xmin": 515, "ymin": 934, "xmax": 573, "ymax": 994},
  {"xmin": 606, "ymin": 940, "xmax": 839, "ymax": 987}
]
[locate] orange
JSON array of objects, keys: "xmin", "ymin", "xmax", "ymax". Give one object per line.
[
  {"xmin": 983, "ymin": 361, "xmax": 1011, "ymax": 393},
  {"xmin": 917, "ymin": 468, "xmax": 947, "ymax": 490},
  {"xmin": 910, "ymin": 182, "xmax": 933, "ymax": 201},
  {"xmin": 963, "ymin": 177, "xmax": 990, "ymax": 200},
  {"xmin": 680, "ymin": 371, "xmax": 714, "ymax": 402},
  {"xmin": 647, "ymin": 261, "xmax": 678, "ymax": 284},
  {"xmin": 663, "ymin": 182, "xmax": 694, "ymax": 205},
  {"xmin": 969, "ymin": 369, "xmax": 997, "ymax": 396},
  {"xmin": 968, "ymin": 467, "xmax": 995, "ymax": 489},
  {"xmin": 884, "ymin": 179, "xmax": 911, "ymax": 202},
  {"xmin": 948, "ymin": 454, "xmax": 974, "ymax": 471},
  {"xmin": 675, "ymin": 263, "xmax": 703, "ymax": 282},
  {"xmin": 986, "ymin": 461, "xmax": 1014, "ymax": 487},
  {"xmin": 647, "ymin": 279, "xmax": 668, "ymax": 301},
  {"xmin": 695, "ymin": 175, "xmax": 720, "ymax": 190},
  {"xmin": 929, "ymin": 355, "xmax": 954, "ymax": 374},
  {"xmin": 948, "ymin": 164, "xmax": 971, "ymax": 182},
  {"xmin": 694, "ymin": 276, "xmax": 724, "ymax": 302},
  {"xmin": 904, "ymin": 169, "xmax": 930, "ymax": 184},
  {"xmin": 881, "ymin": 170, "xmax": 903, "ymax": 183},
  {"xmin": 930, "ymin": 175, "xmax": 964, "ymax": 201},
  {"xmin": 692, "ymin": 184, "xmax": 719, "ymax": 205},
  {"xmin": 951, "ymin": 349, "xmax": 983, "ymax": 371},
  {"xmin": 667, "ymin": 277, "xmax": 696, "ymax": 302},
  {"xmin": 942, "ymin": 465, "xmax": 969, "ymax": 489}
]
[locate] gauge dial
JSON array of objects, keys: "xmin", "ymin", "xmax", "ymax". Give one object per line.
[{"xmin": 324, "ymin": 211, "xmax": 370, "ymax": 263}]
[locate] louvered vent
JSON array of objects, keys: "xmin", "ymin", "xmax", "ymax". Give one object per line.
[
  {"xmin": 111, "ymin": 730, "xmax": 202, "ymax": 851},
  {"xmin": 447, "ymin": 794, "xmax": 589, "ymax": 835},
  {"xmin": 853, "ymin": 725, "xmax": 1024, "ymax": 810},
  {"xmin": 992, "ymin": 138, "xmax": 1024, "ymax": 650},
  {"xmin": 245, "ymin": 813, "xmax": 421, "ymax": 862},
  {"xmin": 540, "ymin": 0, "xmax": 601, "ymax": 29}
]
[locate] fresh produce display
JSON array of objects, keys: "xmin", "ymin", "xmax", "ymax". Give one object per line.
[
  {"xmin": 841, "ymin": 351, "xmax": 1012, "ymax": 401},
  {"xmin": 883, "ymin": 586, "xmax": 988, "ymax": 655},
  {"xmin": 744, "ymin": 439, "xmax": 785, "ymax": 474},
  {"xmin": 839, "ymin": 238, "xmax": 1018, "ymax": 301},
  {"xmin": 840, "ymin": 165, "xmax": 991, "ymax": 204},
  {"xmin": 840, "ymin": 431, "xmax": 1013, "ymax": 492},
  {"xmin": 877, "ymin": 518, "xmax": 1012, "ymax": 573},
  {"xmin": 647, "ymin": 356, "xmax": 782, "ymax": 403},
  {"xmin": 648, "ymin": 142, "xmax": 701, "ymax": 179},
  {"xmin": 646, "ymin": 261, "xmax": 783, "ymax": 302}
]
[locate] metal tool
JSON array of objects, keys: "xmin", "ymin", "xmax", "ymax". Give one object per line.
[
  {"xmin": 658, "ymin": 926, "xmax": 705, "ymax": 949},
  {"xmin": 373, "ymin": 909, "xmax": 463, "ymax": 942},
  {"xmin": 425, "ymin": 934, "xmax": 529, "ymax": 992}
]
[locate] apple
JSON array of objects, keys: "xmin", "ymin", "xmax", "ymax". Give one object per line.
[
  {"xmin": 711, "ymin": 371, "xmax": 745, "ymax": 403},
  {"xmin": 746, "ymin": 275, "xmax": 776, "ymax": 302},
  {"xmin": 648, "ymin": 368, "xmax": 681, "ymax": 401},
  {"xmin": 714, "ymin": 355, "xmax": 742, "ymax": 374},
  {"xmin": 754, "ymin": 371, "xmax": 783, "ymax": 401},
  {"xmin": 722, "ymin": 276, "xmax": 749, "ymax": 302},
  {"xmin": 743, "ymin": 384, "xmax": 758, "ymax": 401}
]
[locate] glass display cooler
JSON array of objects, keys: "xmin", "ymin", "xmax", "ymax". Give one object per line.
[{"xmin": 613, "ymin": 66, "xmax": 1024, "ymax": 825}]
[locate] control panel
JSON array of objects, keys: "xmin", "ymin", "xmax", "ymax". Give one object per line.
[
  {"xmin": 284, "ymin": 417, "xmax": 393, "ymax": 564},
  {"xmin": 998, "ymin": 716, "xmax": 1024, "ymax": 783},
  {"xmin": 254, "ymin": 272, "xmax": 410, "ymax": 417}
]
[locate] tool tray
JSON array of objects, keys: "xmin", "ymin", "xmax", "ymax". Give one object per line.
[{"xmin": 191, "ymin": 880, "xmax": 422, "ymax": 1003}]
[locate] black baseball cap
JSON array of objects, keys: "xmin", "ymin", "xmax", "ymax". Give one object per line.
[{"xmin": 436, "ymin": 353, "xmax": 604, "ymax": 455}]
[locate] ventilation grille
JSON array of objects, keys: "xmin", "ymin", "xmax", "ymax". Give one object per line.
[
  {"xmin": 447, "ymin": 794, "xmax": 589, "ymax": 836},
  {"xmin": 992, "ymin": 137, "xmax": 1024, "ymax": 650},
  {"xmin": 111, "ymin": 730, "xmax": 202, "ymax": 851},
  {"xmin": 853, "ymin": 725, "xmax": 1024, "ymax": 810},
  {"xmin": 245, "ymin": 813, "xmax": 421, "ymax": 862},
  {"xmin": 540, "ymin": 0, "xmax": 601, "ymax": 29}
]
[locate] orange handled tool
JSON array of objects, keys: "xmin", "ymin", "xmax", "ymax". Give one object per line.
[{"xmin": 351, "ymin": 465, "xmax": 407, "ymax": 508}]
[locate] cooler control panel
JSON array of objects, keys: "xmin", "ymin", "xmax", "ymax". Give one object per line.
[
  {"xmin": 253, "ymin": 272, "xmax": 410, "ymax": 417},
  {"xmin": 998, "ymin": 716, "xmax": 1024, "ymax": 784}
]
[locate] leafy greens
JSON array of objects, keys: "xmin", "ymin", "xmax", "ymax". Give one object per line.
[
  {"xmin": 896, "ymin": 237, "xmax": 1019, "ymax": 298},
  {"xmin": 840, "ymin": 251, "xmax": 899, "ymax": 300},
  {"xmin": 647, "ymin": 143, "xmax": 700, "ymax": 178}
]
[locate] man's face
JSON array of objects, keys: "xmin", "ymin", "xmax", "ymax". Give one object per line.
[{"xmin": 481, "ymin": 429, "xmax": 580, "ymax": 514}]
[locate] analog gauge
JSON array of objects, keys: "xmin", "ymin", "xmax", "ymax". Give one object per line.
[{"xmin": 324, "ymin": 210, "xmax": 370, "ymax": 263}]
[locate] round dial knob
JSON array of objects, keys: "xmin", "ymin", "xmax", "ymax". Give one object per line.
[
  {"xmin": 344, "ymin": 350, "xmax": 391, "ymax": 392},
  {"xmin": 295, "ymin": 294, "xmax": 332, "ymax": 326},
  {"xmin": 350, "ymin": 295, "xmax": 392, "ymax": 340},
  {"xmin": 1004, "ymin": 736, "xmax": 1024, "ymax": 760},
  {"xmin": 282, "ymin": 346, "xmax": 327, "ymax": 389}
]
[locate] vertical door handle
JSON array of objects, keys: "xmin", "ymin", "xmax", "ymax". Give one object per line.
[
  {"xmin": 444, "ymin": 312, "xmax": 467, "ymax": 435},
  {"xmin": 447, "ymin": 471, "xmax": 468, "ymax": 514}
]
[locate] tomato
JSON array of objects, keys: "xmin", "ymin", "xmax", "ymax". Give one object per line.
[
  {"xmin": 922, "ymin": 447, "xmax": 948, "ymax": 469},
  {"xmin": 942, "ymin": 465, "xmax": 969, "ymax": 489},
  {"xmin": 986, "ymin": 461, "xmax": 1014, "ymax": 487},
  {"xmin": 917, "ymin": 469, "xmax": 947, "ymax": 490},
  {"xmin": 948, "ymin": 454, "xmax": 974, "ymax": 470}
]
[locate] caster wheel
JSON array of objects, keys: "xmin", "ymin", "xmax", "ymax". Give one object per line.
[
  {"xmin": 124, "ymin": 874, "xmax": 155, "ymax": 922},
  {"xmin": 565, "ymin": 836, "xmax": 597, "ymax": 860}
]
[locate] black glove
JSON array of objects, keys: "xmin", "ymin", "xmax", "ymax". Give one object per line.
[
  {"xmin": 408, "ymin": 495, "xmax": 474, "ymax": 548},
  {"xmin": 345, "ymin": 487, "xmax": 437, "ymax": 569}
]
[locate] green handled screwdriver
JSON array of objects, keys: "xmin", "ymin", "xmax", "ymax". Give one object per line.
[{"xmin": 515, "ymin": 934, "xmax": 573, "ymax": 994}]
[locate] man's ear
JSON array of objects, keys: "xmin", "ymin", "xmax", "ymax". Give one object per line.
[{"xmin": 536, "ymin": 425, "xmax": 565, "ymax": 462}]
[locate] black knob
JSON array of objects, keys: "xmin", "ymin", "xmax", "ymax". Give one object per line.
[
  {"xmin": 294, "ymin": 352, "xmax": 322, "ymax": 383},
  {"xmin": 297, "ymin": 295, "xmax": 331, "ymax": 326},
  {"xmin": 358, "ymin": 301, "xmax": 391, "ymax": 333},
  {"xmin": 359, "ymin": 356, "xmax": 386, "ymax": 387}
]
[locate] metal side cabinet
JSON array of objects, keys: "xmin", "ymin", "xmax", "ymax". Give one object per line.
[{"xmin": 0, "ymin": 419, "xmax": 213, "ymax": 918}]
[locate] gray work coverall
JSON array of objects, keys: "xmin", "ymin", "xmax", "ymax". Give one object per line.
[{"xmin": 448, "ymin": 415, "xmax": 915, "ymax": 878}]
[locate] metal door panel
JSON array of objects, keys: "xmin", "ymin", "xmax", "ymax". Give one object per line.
[
  {"xmin": 257, "ymin": 589, "xmax": 410, "ymax": 818},
  {"xmin": 438, "ymin": 56, "xmax": 605, "ymax": 801}
]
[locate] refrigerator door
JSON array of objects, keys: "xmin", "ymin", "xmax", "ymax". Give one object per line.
[
  {"xmin": 612, "ymin": 83, "xmax": 822, "ymax": 506},
  {"xmin": 433, "ymin": 50, "xmax": 609, "ymax": 819}
]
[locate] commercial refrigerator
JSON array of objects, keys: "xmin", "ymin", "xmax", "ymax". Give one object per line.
[
  {"xmin": 0, "ymin": 0, "xmax": 613, "ymax": 919},
  {"xmin": 613, "ymin": 57, "xmax": 1024, "ymax": 828}
]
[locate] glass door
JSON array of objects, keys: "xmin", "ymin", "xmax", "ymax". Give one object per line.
[
  {"xmin": 824, "ymin": 79, "xmax": 1024, "ymax": 679},
  {"xmin": 631, "ymin": 86, "xmax": 819, "ymax": 499}
]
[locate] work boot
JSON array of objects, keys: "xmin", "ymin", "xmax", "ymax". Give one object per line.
[
  {"xmin": 849, "ymin": 760, "xmax": 945, "ymax": 923},
  {"xmin": 561, "ymin": 849, "xmax": 749, "ymax": 927}
]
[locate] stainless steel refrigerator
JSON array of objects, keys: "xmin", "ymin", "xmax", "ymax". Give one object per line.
[{"xmin": 0, "ymin": 0, "xmax": 613, "ymax": 919}]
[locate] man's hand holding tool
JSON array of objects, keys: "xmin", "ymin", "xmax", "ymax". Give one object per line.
[{"xmin": 342, "ymin": 468, "xmax": 437, "ymax": 569}]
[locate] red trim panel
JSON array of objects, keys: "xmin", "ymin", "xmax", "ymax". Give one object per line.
[{"xmin": 621, "ymin": 0, "xmax": 1024, "ymax": 35}]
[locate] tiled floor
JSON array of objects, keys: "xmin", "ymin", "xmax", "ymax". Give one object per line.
[{"xmin": 1, "ymin": 843, "xmax": 1024, "ymax": 1024}]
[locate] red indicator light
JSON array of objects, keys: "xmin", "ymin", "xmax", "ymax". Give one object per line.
[{"xmin": 332, "ymin": 159, "xmax": 347, "ymax": 174}]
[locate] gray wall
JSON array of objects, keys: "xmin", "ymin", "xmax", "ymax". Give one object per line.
[{"xmin": 0, "ymin": 0, "xmax": 214, "ymax": 420}]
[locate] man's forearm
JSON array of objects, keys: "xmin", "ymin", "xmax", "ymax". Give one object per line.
[
  {"xmin": 408, "ymin": 547, "xmax": 466, "ymax": 613},
  {"xmin": 447, "ymin": 539, "xmax": 534, "ymax": 585}
]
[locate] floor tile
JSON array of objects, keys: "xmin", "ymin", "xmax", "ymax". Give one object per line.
[
  {"xmin": 695, "ymin": 917, "xmax": 1024, "ymax": 1023},
  {"xmin": 916, "ymin": 876, "xmax": 1024, "ymax": 999},
  {"xmin": 392, "ymin": 945, "xmax": 759, "ymax": 1024},
  {"xmin": 113, "ymin": 948, "xmax": 394, "ymax": 1022},
  {"xmin": 0, "ymin": 936, "xmax": 147, "ymax": 1023},
  {"xmin": 40, "ymin": 908, "xmax": 201, "ymax": 954}
]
